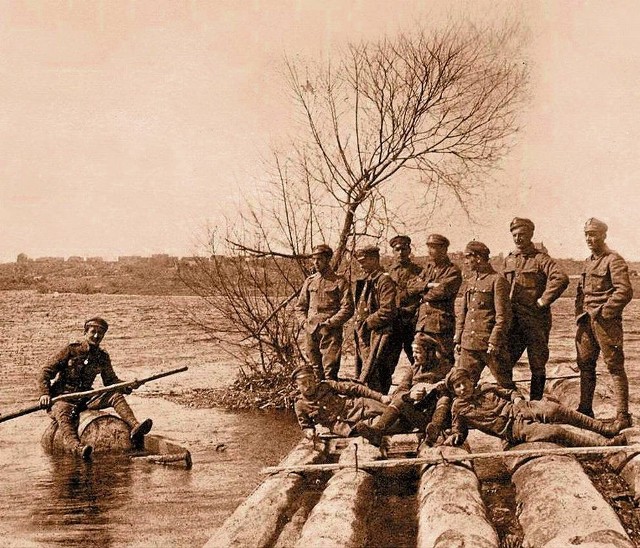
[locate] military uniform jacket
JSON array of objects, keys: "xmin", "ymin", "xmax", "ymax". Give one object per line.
[
  {"xmin": 503, "ymin": 245, "xmax": 569, "ymax": 317},
  {"xmin": 295, "ymin": 270, "xmax": 354, "ymax": 333},
  {"xmin": 354, "ymin": 268, "xmax": 397, "ymax": 332},
  {"xmin": 455, "ymin": 268, "xmax": 512, "ymax": 351},
  {"xmin": 575, "ymin": 246, "xmax": 633, "ymax": 321},
  {"xmin": 39, "ymin": 341, "xmax": 122, "ymax": 397},
  {"xmin": 388, "ymin": 260, "xmax": 423, "ymax": 321},
  {"xmin": 450, "ymin": 384, "xmax": 523, "ymax": 443},
  {"xmin": 407, "ymin": 257, "xmax": 462, "ymax": 334},
  {"xmin": 294, "ymin": 380, "xmax": 385, "ymax": 437}
]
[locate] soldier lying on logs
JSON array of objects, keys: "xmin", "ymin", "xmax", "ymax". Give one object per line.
[
  {"xmin": 293, "ymin": 365, "xmax": 439, "ymax": 447},
  {"xmin": 442, "ymin": 367, "xmax": 627, "ymax": 449}
]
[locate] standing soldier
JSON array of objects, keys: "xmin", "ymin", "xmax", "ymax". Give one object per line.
[
  {"xmin": 407, "ymin": 234, "xmax": 462, "ymax": 370},
  {"xmin": 387, "ymin": 235, "xmax": 423, "ymax": 367},
  {"xmin": 503, "ymin": 218, "xmax": 569, "ymax": 399},
  {"xmin": 295, "ymin": 244, "xmax": 354, "ymax": 380},
  {"xmin": 353, "ymin": 245, "xmax": 397, "ymax": 394},
  {"xmin": 454, "ymin": 241, "xmax": 513, "ymax": 387},
  {"xmin": 575, "ymin": 218, "xmax": 633, "ymax": 428}
]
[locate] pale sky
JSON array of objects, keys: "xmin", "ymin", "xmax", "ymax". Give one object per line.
[{"xmin": 1, "ymin": 0, "xmax": 639, "ymax": 262}]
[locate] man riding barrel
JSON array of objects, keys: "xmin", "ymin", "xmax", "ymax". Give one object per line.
[{"xmin": 38, "ymin": 317, "xmax": 153, "ymax": 459}]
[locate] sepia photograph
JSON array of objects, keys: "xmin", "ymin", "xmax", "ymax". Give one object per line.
[{"xmin": 1, "ymin": 1, "xmax": 640, "ymax": 546}]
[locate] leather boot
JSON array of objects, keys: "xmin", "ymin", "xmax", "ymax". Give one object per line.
[
  {"xmin": 611, "ymin": 371, "xmax": 630, "ymax": 417},
  {"xmin": 613, "ymin": 412, "xmax": 633, "ymax": 431},
  {"xmin": 112, "ymin": 395, "xmax": 152, "ymax": 444},
  {"xmin": 577, "ymin": 369, "xmax": 596, "ymax": 417},
  {"xmin": 555, "ymin": 427, "xmax": 610, "ymax": 448},
  {"xmin": 354, "ymin": 405, "xmax": 401, "ymax": 447},
  {"xmin": 425, "ymin": 398, "xmax": 450, "ymax": 444},
  {"xmin": 607, "ymin": 433, "xmax": 627, "ymax": 447},
  {"xmin": 353, "ymin": 422, "xmax": 383, "ymax": 447},
  {"xmin": 529, "ymin": 374, "xmax": 546, "ymax": 401},
  {"xmin": 555, "ymin": 406, "xmax": 619, "ymax": 438}
]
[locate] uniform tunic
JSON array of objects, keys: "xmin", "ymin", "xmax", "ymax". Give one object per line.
[
  {"xmin": 454, "ymin": 267, "xmax": 513, "ymax": 387},
  {"xmin": 354, "ymin": 268, "xmax": 397, "ymax": 393},
  {"xmin": 503, "ymin": 244, "xmax": 569, "ymax": 378},
  {"xmin": 387, "ymin": 259, "xmax": 423, "ymax": 367},
  {"xmin": 407, "ymin": 257, "xmax": 462, "ymax": 364},
  {"xmin": 296, "ymin": 270, "xmax": 354, "ymax": 380},
  {"xmin": 294, "ymin": 380, "xmax": 387, "ymax": 437},
  {"xmin": 575, "ymin": 246, "xmax": 633, "ymax": 414},
  {"xmin": 451, "ymin": 385, "xmax": 613, "ymax": 447},
  {"xmin": 39, "ymin": 341, "xmax": 122, "ymax": 397}
]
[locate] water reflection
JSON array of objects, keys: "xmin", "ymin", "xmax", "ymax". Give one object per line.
[{"xmin": 31, "ymin": 455, "xmax": 132, "ymax": 547}]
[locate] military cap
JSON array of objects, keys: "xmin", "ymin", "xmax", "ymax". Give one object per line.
[
  {"xmin": 389, "ymin": 235, "xmax": 411, "ymax": 248},
  {"xmin": 445, "ymin": 367, "xmax": 473, "ymax": 392},
  {"xmin": 464, "ymin": 240, "xmax": 490, "ymax": 259},
  {"xmin": 426, "ymin": 233, "xmax": 450, "ymax": 247},
  {"xmin": 354, "ymin": 245, "xmax": 380, "ymax": 259},
  {"xmin": 84, "ymin": 317, "xmax": 109, "ymax": 332},
  {"xmin": 291, "ymin": 365, "xmax": 316, "ymax": 381},
  {"xmin": 509, "ymin": 217, "xmax": 535, "ymax": 233},
  {"xmin": 311, "ymin": 244, "xmax": 333, "ymax": 257},
  {"xmin": 584, "ymin": 217, "xmax": 608, "ymax": 233}
]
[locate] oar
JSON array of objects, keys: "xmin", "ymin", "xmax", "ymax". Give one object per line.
[
  {"xmin": 262, "ymin": 443, "xmax": 639, "ymax": 475},
  {"xmin": 0, "ymin": 366, "xmax": 188, "ymax": 424}
]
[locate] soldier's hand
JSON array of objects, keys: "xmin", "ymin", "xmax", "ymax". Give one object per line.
[
  {"xmin": 381, "ymin": 395, "xmax": 392, "ymax": 405},
  {"xmin": 39, "ymin": 395, "xmax": 51, "ymax": 409},
  {"xmin": 487, "ymin": 343, "xmax": 497, "ymax": 355},
  {"xmin": 302, "ymin": 428, "xmax": 316, "ymax": 440},
  {"xmin": 535, "ymin": 298, "xmax": 546, "ymax": 309},
  {"xmin": 443, "ymin": 433, "xmax": 462, "ymax": 446},
  {"xmin": 454, "ymin": 344, "xmax": 461, "ymax": 355},
  {"xmin": 410, "ymin": 383, "xmax": 428, "ymax": 402}
]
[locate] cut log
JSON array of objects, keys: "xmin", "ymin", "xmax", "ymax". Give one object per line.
[
  {"xmin": 204, "ymin": 440, "xmax": 324, "ymax": 548},
  {"xmin": 417, "ymin": 445, "xmax": 499, "ymax": 548},
  {"xmin": 507, "ymin": 442, "xmax": 634, "ymax": 547},
  {"xmin": 295, "ymin": 439, "xmax": 379, "ymax": 548}
]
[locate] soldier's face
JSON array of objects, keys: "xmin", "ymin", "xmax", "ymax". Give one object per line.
[
  {"xmin": 452, "ymin": 377, "xmax": 475, "ymax": 400},
  {"xmin": 464, "ymin": 253, "xmax": 483, "ymax": 271},
  {"xmin": 511, "ymin": 227, "xmax": 533, "ymax": 249},
  {"xmin": 392, "ymin": 245, "xmax": 410, "ymax": 262},
  {"xmin": 296, "ymin": 376, "xmax": 317, "ymax": 398},
  {"xmin": 585, "ymin": 230, "xmax": 606, "ymax": 253},
  {"xmin": 84, "ymin": 326, "xmax": 106, "ymax": 347},
  {"xmin": 312, "ymin": 254, "xmax": 330, "ymax": 274},
  {"xmin": 427, "ymin": 244, "xmax": 447, "ymax": 261},
  {"xmin": 356, "ymin": 255, "xmax": 379, "ymax": 274}
]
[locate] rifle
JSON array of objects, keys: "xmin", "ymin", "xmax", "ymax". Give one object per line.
[{"xmin": 0, "ymin": 366, "xmax": 188, "ymax": 424}]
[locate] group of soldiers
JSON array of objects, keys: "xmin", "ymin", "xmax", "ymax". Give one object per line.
[{"xmin": 294, "ymin": 216, "xmax": 634, "ymax": 445}]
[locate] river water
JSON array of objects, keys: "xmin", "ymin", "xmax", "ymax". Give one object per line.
[
  {"xmin": 1, "ymin": 291, "xmax": 640, "ymax": 547},
  {"xmin": 0, "ymin": 291, "xmax": 300, "ymax": 547}
]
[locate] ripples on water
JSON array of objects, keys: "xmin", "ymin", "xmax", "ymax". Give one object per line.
[{"xmin": 0, "ymin": 292, "xmax": 300, "ymax": 546}]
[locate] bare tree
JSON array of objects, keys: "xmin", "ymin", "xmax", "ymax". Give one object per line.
[
  {"xmin": 286, "ymin": 22, "xmax": 526, "ymax": 267},
  {"xmin": 181, "ymin": 21, "xmax": 527, "ymax": 405}
]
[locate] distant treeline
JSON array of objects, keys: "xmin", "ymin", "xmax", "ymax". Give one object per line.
[{"xmin": 0, "ymin": 254, "xmax": 639, "ymax": 297}]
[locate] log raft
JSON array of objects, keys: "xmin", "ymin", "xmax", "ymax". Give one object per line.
[{"xmin": 207, "ymin": 369, "xmax": 640, "ymax": 547}]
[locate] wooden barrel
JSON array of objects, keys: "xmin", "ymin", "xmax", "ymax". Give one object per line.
[{"xmin": 41, "ymin": 410, "xmax": 133, "ymax": 455}]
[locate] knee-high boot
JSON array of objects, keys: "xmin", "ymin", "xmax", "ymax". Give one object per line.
[
  {"xmin": 577, "ymin": 369, "xmax": 596, "ymax": 417},
  {"xmin": 425, "ymin": 397, "xmax": 451, "ymax": 444},
  {"xmin": 52, "ymin": 404, "xmax": 93, "ymax": 459},
  {"xmin": 554, "ymin": 406, "xmax": 619, "ymax": 437},
  {"xmin": 554, "ymin": 426, "xmax": 623, "ymax": 448},
  {"xmin": 611, "ymin": 371, "xmax": 631, "ymax": 428},
  {"xmin": 354, "ymin": 405, "xmax": 401, "ymax": 447},
  {"xmin": 112, "ymin": 394, "xmax": 153, "ymax": 445},
  {"xmin": 529, "ymin": 374, "xmax": 546, "ymax": 401}
]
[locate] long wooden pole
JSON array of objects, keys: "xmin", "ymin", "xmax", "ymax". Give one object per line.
[
  {"xmin": 0, "ymin": 365, "xmax": 188, "ymax": 424},
  {"xmin": 261, "ymin": 443, "xmax": 638, "ymax": 475}
]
